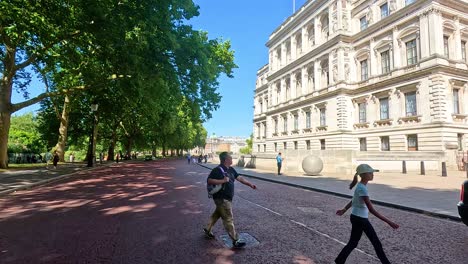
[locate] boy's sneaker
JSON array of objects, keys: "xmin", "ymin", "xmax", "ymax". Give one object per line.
[
  {"xmin": 233, "ymin": 239, "xmax": 246, "ymax": 248},
  {"xmin": 203, "ymin": 228, "xmax": 215, "ymax": 239}
]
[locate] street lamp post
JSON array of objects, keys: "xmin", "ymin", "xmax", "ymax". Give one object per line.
[{"xmin": 87, "ymin": 104, "xmax": 99, "ymax": 167}]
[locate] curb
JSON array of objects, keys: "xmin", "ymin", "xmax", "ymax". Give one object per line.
[{"xmin": 197, "ymin": 163, "xmax": 462, "ymax": 223}]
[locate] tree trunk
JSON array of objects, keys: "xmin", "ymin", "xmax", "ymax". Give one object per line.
[
  {"xmin": 152, "ymin": 146, "xmax": 156, "ymax": 157},
  {"xmin": 54, "ymin": 95, "xmax": 71, "ymax": 162},
  {"xmin": 0, "ymin": 111, "xmax": 11, "ymax": 169},
  {"xmin": 107, "ymin": 128, "xmax": 117, "ymax": 161}
]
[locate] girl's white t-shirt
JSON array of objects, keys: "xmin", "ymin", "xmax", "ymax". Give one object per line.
[{"xmin": 351, "ymin": 182, "xmax": 369, "ymax": 218}]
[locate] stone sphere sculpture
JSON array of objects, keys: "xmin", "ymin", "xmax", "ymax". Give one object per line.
[{"xmin": 302, "ymin": 155, "xmax": 323, "ymax": 175}]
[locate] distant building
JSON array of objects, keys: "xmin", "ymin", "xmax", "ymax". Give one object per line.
[
  {"xmin": 252, "ymin": 0, "xmax": 468, "ymax": 173},
  {"xmin": 204, "ymin": 136, "xmax": 248, "ymax": 155}
]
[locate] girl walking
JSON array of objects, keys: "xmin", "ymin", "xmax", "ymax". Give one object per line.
[{"xmin": 335, "ymin": 164, "xmax": 399, "ymax": 264}]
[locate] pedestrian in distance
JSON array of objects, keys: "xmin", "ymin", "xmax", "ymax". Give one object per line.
[
  {"xmin": 335, "ymin": 164, "xmax": 399, "ymax": 264},
  {"xmin": 276, "ymin": 152, "xmax": 283, "ymax": 175},
  {"xmin": 187, "ymin": 153, "xmax": 191, "ymax": 164},
  {"xmin": 52, "ymin": 151, "xmax": 59, "ymax": 169},
  {"xmin": 203, "ymin": 152, "xmax": 257, "ymax": 248}
]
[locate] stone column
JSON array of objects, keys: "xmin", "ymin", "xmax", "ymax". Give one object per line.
[
  {"xmin": 329, "ymin": 52, "xmax": 334, "ymax": 85},
  {"xmin": 369, "ymin": 39, "xmax": 377, "ymax": 76},
  {"xmin": 453, "ymin": 17, "xmax": 462, "ymax": 60},
  {"xmin": 280, "ymin": 78, "xmax": 286, "ymax": 103},
  {"xmin": 337, "ymin": 0, "xmax": 343, "ymax": 32},
  {"xmin": 291, "ymin": 74, "xmax": 297, "ymax": 99},
  {"xmin": 314, "ymin": 60, "xmax": 321, "ymax": 91},
  {"xmin": 315, "ymin": 18, "xmax": 321, "ymax": 46},
  {"xmin": 392, "ymin": 27, "xmax": 401, "ymax": 69},
  {"xmin": 419, "ymin": 13, "xmax": 430, "ymax": 59},
  {"xmin": 301, "ymin": 67, "xmax": 308, "ymax": 95},
  {"xmin": 428, "ymin": 9, "xmax": 444, "ymax": 56},
  {"xmin": 337, "ymin": 47, "xmax": 345, "ymax": 81},
  {"xmin": 281, "ymin": 42, "xmax": 287, "ymax": 66},
  {"xmin": 302, "ymin": 26, "xmax": 308, "ymax": 53},
  {"xmin": 291, "ymin": 35, "xmax": 297, "ymax": 60}
]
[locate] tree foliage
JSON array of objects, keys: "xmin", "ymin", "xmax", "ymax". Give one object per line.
[{"xmin": 0, "ymin": 0, "xmax": 237, "ymax": 164}]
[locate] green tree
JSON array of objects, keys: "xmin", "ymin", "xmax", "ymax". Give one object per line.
[
  {"xmin": 8, "ymin": 113, "xmax": 45, "ymax": 154},
  {"xmin": 239, "ymin": 134, "xmax": 253, "ymax": 154}
]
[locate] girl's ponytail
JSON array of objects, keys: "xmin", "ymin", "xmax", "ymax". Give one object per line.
[{"xmin": 349, "ymin": 173, "xmax": 358, "ymax": 189}]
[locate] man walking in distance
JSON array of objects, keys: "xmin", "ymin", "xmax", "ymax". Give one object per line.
[
  {"xmin": 203, "ymin": 152, "xmax": 257, "ymax": 248},
  {"xmin": 276, "ymin": 152, "xmax": 283, "ymax": 175}
]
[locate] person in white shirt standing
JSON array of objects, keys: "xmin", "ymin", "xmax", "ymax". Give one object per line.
[{"xmin": 335, "ymin": 164, "xmax": 399, "ymax": 264}]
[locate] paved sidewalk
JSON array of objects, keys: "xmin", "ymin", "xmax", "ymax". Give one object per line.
[
  {"xmin": 0, "ymin": 162, "xmax": 111, "ymax": 196},
  {"xmin": 198, "ymin": 162, "xmax": 468, "ymax": 221}
]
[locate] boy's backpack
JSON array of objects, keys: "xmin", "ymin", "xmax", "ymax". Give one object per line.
[{"xmin": 207, "ymin": 166, "xmax": 227, "ymax": 198}]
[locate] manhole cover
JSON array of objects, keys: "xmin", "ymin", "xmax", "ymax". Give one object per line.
[
  {"xmin": 297, "ymin": 207, "xmax": 324, "ymax": 214},
  {"xmin": 219, "ymin": 232, "xmax": 259, "ymax": 248}
]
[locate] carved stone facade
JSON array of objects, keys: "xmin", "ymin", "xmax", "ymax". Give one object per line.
[{"xmin": 252, "ymin": 0, "xmax": 468, "ymax": 172}]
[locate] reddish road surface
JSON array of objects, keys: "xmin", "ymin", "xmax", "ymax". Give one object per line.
[{"xmin": 0, "ymin": 159, "xmax": 467, "ymax": 263}]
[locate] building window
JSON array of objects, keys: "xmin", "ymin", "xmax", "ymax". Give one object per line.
[
  {"xmin": 276, "ymin": 88, "xmax": 280, "ymax": 104},
  {"xmin": 360, "ymin": 17, "xmax": 368, "ymax": 31},
  {"xmin": 274, "ymin": 143, "xmax": 277, "ymax": 152},
  {"xmin": 405, "ymin": 92, "xmax": 417, "ymax": 116},
  {"xmin": 320, "ymin": 139, "xmax": 326, "ymax": 150},
  {"xmin": 294, "ymin": 114, "xmax": 299, "ymax": 130},
  {"xmin": 257, "ymin": 145, "xmax": 261, "ymax": 152},
  {"xmin": 283, "ymin": 117, "xmax": 288, "ymax": 132},
  {"xmin": 379, "ymin": 97, "xmax": 389, "ymax": 119},
  {"xmin": 260, "ymin": 100, "xmax": 263, "ymax": 113},
  {"xmin": 381, "ymin": 136, "xmax": 390, "ymax": 151},
  {"xmin": 360, "ymin": 60, "xmax": 368, "ymax": 80},
  {"xmin": 444, "ymin": 36, "xmax": 449, "ymax": 57},
  {"xmin": 359, "ymin": 138, "xmax": 367, "ymax": 151},
  {"xmin": 264, "ymin": 144, "xmax": 267, "ymax": 152},
  {"xmin": 274, "ymin": 119, "xmax": 278, "ymax": 134},
  {"xmin": 305, "ymin": 111, "xmax": 311, "ymax": 128},
  {"xmin": 380, "ymin": 3, "xmax": 389, "ymax": 18},
  {"xmin": 406, "ymin": 39, "xmax": 417, "ymax": 65},
  {"xmin": 306, "ymin": 140, "xmax": 311, "ymax": 150},
  {"xmin": 462, "ymin": 41, "xmax": 466, "ymax": 60},
  {"xmin": 407, "ymin": 134, "xmax": 418, "ymax": 151},
  {"xmin": 358, "ymin": 103, "xmax": 366, "ymax": 123},
  {"xmin": 453, "ymin": 89, "xmax": 460, "ymax": 114},
  {"xmin": 405, "ymin": 0, "xmax": 415, "ymax": 5},
  {"xmin": 458, "ymin": 134, "xmax": 464, "ymax": 150},
  {"xmin": 294, "ymin": 141, "xmax": 298, "ymax": 150},
  {"xmin": 283, "ymin": 142, "xmax": 287, "ymax": 150},
  {"xmin": 319, "ymin": 108, "xmax": 326, "ymax": 126},
  {"xmin": 381, "ymin": 50, "xmax": 390, "ymax": 74}
]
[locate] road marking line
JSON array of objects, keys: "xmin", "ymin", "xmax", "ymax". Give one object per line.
[
  {"xmin": 289, "ymin": 220, "xmax": 377, "ymax": 260},
  {"xmin": 239, "ymin": 196, "xmax": 378, "ymax": 261},
  {"xmin": 241, "ymin": 198, "xmax": 283, "ymax": 216}
]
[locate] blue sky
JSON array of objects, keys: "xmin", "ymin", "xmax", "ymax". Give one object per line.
[
  {"xmin": 191, "ymin": 0, "xmax": 307, "ymax": 137},
  {"xmin": 13, "ymin": 0, "xmax": 308, "ymax": 138}
]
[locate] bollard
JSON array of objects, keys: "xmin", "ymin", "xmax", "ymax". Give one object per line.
[
  {"xmin": 402, "ymin": 160, "xmax": 407, "ymax": 174},
  {"xmin": 441, "ymin": 162, "xmax": 447, "ymax": 177},
  {"xmin": 420, "ymin": 161, "xmax": 425, "ymax": 175}
]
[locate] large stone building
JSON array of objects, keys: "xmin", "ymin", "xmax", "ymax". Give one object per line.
[{"xmin": 252, "ymin": 0, "xmax": 468, "ymax": 174}]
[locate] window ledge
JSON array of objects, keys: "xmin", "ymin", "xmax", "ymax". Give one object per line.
[
  {"xmin": 281, "ymin": 131, "xmax": 288, "ymax": 135},
  {"xmin": 291, "ymin": 129, "xmax": 300, "ymax": 134},
  {"xmin": 302, "ymin": 128, "xmax": 313, "ymax": 133},
  {"xmin": 398, "ymin": 115, "xmax": 421, "ymax": 124},
  {"xmin": 373, "ymin": 119, "xmax": 393, "ymax": 126},
  {"xmin": 354, "ymin": 122, "xmax": 370, "ymax": 129},
  {"xmin": 452, "ymin": 114, "xmax": 468, "ymax": 120},
  {"xmin": 272, "ymin": 132, "xmax": 278, "ymax": 137},
  {"xmin": 316, "ymin": 125, "xmax": 328, "ymax": 131}
]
